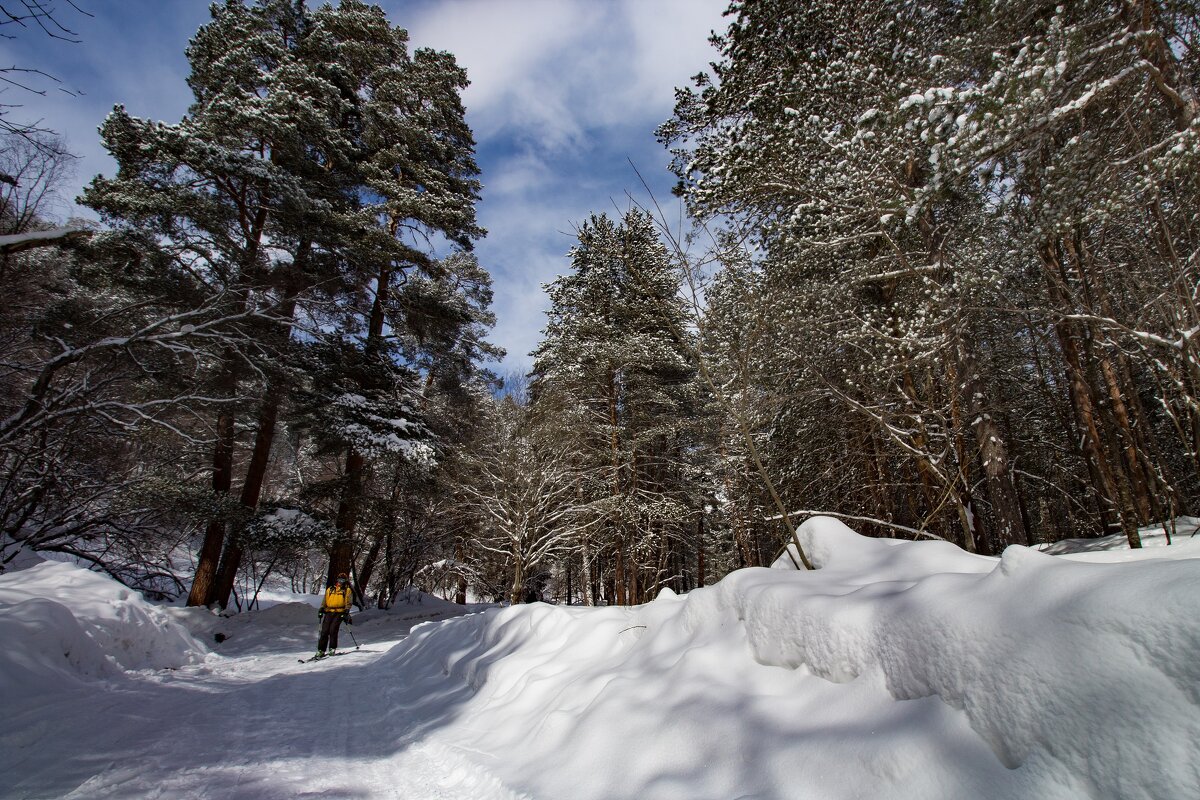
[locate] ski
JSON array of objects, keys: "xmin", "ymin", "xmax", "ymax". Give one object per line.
[{"xmin": 298, "ymin": 649, "xmax": 358, "ymax": 664}]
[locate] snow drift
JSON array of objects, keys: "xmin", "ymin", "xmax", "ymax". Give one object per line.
[
  {"xmin": 381, "ymin": 517, "xmax": 1200, "ymax": 800},
  {"xmin": 0, "ymin": 560, "xmax": 209, "ymax": 707},
  {"xmin": 2, "ymin": 520, "xmax": 1199, "ymax": 799}
]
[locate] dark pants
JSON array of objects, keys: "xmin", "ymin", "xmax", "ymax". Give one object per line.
[{"xmin": 318, "ymin": 613, "xmax": 344, "ymax": 652}]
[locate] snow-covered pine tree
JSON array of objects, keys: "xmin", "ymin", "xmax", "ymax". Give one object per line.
[
  {"xmin": 664, "ymin": 0, "xmax": 1199, "ymax": 549},
  {"xmin": 908, "ymin": 0, "xmax": 1200, "ymax": 546},
  {"xmin": 83, "ymin": 0, "xmax": 493, "ymax": 606},
  {"xmin": 531, "ymin": 210, "xmax": 700, "ymax": 604},
  {"xmin": 82, "ymin": 0, "xmax": 360, "ymax": 605},
  {"xmin": 663, "ymin": 0, "xmax": 1014, "ymax": 549},
  {"xmin": 696, "ymin": 251, "xmax": 788, "ymax": 567},
  {"xmin": 298, "ymin": 1, "xmax": 488, "ymax": 589}
]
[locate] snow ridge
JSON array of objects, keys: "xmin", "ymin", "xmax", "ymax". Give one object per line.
[
  {"xmin": 386, "ymin": 517, "xmax": 1200, "ymax": 800},
  {"xmin": 3, "ymin": 522, "xmax": 1199, "ymax": 799}
]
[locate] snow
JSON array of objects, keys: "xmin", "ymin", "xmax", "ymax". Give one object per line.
[
  {"xmin": 0, "ymin": 561, "xmax": 209, "ymax": 675},
  {"xmin": 3, "ymin": 518, "xmax": 1199, "ymax": 799},
  {"xmin": 0, "ymin": 226, "xmax": 89, "ymax": 253}
]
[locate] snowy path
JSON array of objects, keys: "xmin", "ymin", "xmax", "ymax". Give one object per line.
[
  {"xmin": 6, "ymin": 525, "xmax": 1200, "ymax": 800},
  {"xmin": 3, "ymin": 605, "xmax": 527, "ymax": 800}
]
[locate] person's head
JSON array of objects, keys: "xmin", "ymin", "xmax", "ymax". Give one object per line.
[{"xmin": 336, "ymin": 572, "xmax": 349, "ymax": 586}]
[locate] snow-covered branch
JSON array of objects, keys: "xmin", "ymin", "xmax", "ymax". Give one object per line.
[{"xmin": 0, "ymin": 225, "xmax": 90, "ymax": 254}]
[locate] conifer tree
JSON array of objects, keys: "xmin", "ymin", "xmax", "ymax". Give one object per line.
[
  {"xmin": 663, "ymin": 0, "xmax": 1199, "ymax": 549},
  {"xmin": 531, "ymin": 210, "xmax": 699, "ymax": 604},
  {"xmin": 82, "ymin": 0, "xmax": 491, "ymax": 606}
]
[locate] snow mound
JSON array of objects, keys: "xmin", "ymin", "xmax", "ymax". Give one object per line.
[
  {"xmin": 0, "ymin": 561, "xmax": 210, "ymax": 678},
  {"xmin": 1038, "ymin": 516, "xmax": 1200, "ymax": 562},
  {"xmin": 0, "ymin": 597, "xmax": 124, "ymax": 703},
  {"xmin": 775, "ymin": 514, "xmax": 997, "ymax": 578},
  {"xmin": 251, "ymin": 599, "xmax": 324, "ymax": 626},
  {"xmin": 383, "ymin": 517, "xmax": 1200, "ymax": 800}
]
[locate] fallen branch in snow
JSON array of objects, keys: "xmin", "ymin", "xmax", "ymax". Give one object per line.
[{"xmin": 765, "ymin": 510, "xmax": 948, "ymax": 542}]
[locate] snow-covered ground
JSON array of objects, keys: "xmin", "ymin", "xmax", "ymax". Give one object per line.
[{"xmin": 2, "ymin": 518, "xmax": 1198, "ymax": 799}]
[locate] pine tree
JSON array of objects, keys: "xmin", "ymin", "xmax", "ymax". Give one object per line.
[
  {"xmin": 531, "ymin": 210, "xmax": 700, "ymax": 604},
  {"xmin": 663, "ymin": 0, "xmax": 1199, "ymax": 550},
  {"xmin": 82, "ymin": 0, "xmax": 492, "ymax": 606}
]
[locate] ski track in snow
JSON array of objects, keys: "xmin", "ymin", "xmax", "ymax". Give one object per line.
[
  {"xmin": 3, "ymin": 608, "xmax": 527, "ymax": 800},
  {"xmin": 5, "ymin": 522, "xmax": 1200, "ymax": 800}
]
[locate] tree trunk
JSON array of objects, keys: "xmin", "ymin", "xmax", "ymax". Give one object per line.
[
  {"xmin": 210, "ymin": 377, "xmax": 288, "ymax": 609},
  {"xmin": 564, "ymin": 556, "xmax": 573, "ymax": 605},
  {"xmin": 1063, "ymin": 233, "xmax": 1158, "ymax": 527},
  {"xmin": 956, "ymin": 334, "xmax": 1029, "ymax": 548},
  {"xmin": 357, "ymin": 468, "xmax": 408, "ymax": 608},
  {"xmin": 614, "ymin": 543, "xmax": 627, "ymax": 605},
  {"xmin": 328, "ymin": 261, "xmax": 391, "ymax": 586},
  {"xmin": 354, "ymin": 528, "xmax": 386, "ymax": 609},
  {"xmin": 327, "ymin": 451, "xmax": 365, "ymax": 584},
  {"xmin": 580, "ymin": 530, "xmax": 594, "ymax": 607},
  {"xmin": 509, "ymin": 557, "xmax": 524, "ymax": 605},
  {"xmin": 900, "ymin": 368, "xmax": 948, "ymax": 535},
  {"xmin": 1041, "ymin": 240, "xmax": 1140, "ymax": 546},
  {"xmin": 947, "ymin": 361, "xmax": 980, "ymax": 553},
  {"xmin": 187, "ymin": 363, "xmax": 238, "ymax": 607}
]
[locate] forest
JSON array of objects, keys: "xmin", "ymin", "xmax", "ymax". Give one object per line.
[{"xmin": 2, "ymin": 0, "xmax": 1198, "ymax": 611}]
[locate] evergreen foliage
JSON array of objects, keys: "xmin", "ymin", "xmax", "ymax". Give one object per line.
[
  {"xmin": 662, "ymin": 0, "xmax": 1200, "ymax": 553},
  {"xmin": 7, "ymin": 0, "xmax": 1198, "ymax": 608},
  {"xmin": 1, "ymin": 1, "xmax": 498, "ymax": 608},
  {"xmin": 530, "ymin": 210, "xmax": 702, "ymax": 604}
]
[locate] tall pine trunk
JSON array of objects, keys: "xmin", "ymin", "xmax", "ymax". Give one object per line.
[
  {"xmin": 188, "ymin": 200, "xmax": 273, "ymax": 607},
  {"xmin": 210, "ymin": 377, "xmax": 289, "ymax": 608},
  {"xmin": 1041, "ymin": 240, "xmax": 1141, "ymax": 547},
  {"xmin": 328, "ymin": 262, "xmax": 392, "ymax": 587},
  {"xmin": 186, "ymin": 362, "xmax": 238, "ymax": 607},
  {"xmin": 209, "ymin": 290, "xmax": 300, "ymax": 609},
  {"xmin": 956, "ymin": 333, "xmax": 1029, "ymax": 548}
]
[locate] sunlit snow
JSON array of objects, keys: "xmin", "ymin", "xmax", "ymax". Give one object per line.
[{"xmin": 2, "ymin": 517, "xmax": 1198, "ymax": 799}]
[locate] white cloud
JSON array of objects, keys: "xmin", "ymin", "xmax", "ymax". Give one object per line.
[
  {"xmin": 619, "ymin": 0, "xmax": 727, "ymax": 115},
  {"xmin": 2, "ymin": 1, "xmax": 207, "ymax": 214},
  {"xmin": 398, "ymin": 0, "xmax": 601, "ymax": 152},
  {"xmin": 400, "ymin": 0, "xmax": 727, "ymax": 154},
  {"xmin": 397, "ymin": 1, "xmax": 727, "ymax": 375}
]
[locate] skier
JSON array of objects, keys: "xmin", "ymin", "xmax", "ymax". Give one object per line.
[{"xmin": 314, "ymin": 572, "xmax": 353, "ymax": 659}]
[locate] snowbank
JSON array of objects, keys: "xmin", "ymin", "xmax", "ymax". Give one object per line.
[
  {"xmin": 0, "ymin": 597, "xmax": 124, "ymax": 699},
  {"xmin": 3, "ymin": 521, "xmax": 1198, "ymax": 799},
  {"xmin": 1037, "ymin": 516, "xmax": 1200, "ymax": 562},
  {"xmin": 382, "ymin": 516, "xmax": 1200, "ymax": 800},
  {"xmin": 0, "ymin": 561, "xmax": 210, "ymax": 701}
]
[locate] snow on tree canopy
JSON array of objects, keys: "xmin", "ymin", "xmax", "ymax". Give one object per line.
[
  {"xmin": 329, "ymin": 392, "xmax": 435, "ymax": 466},
  {"xmin": 245, "ymin": 507, "xmax": 337, "ymax": 548}
]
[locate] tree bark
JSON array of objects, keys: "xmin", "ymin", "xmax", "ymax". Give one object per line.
[
  {"xmin": 1041, "ymin": 240, "xmax": 1141, "ymax": 546},
  {"xmin": 327, "ymin": 451, "xmax": 365, "ymax": 585},
  {"xmin": 579, "ymin": 529, "xmax": 594, "ymax": 607},
  {"xmin": 187, "ymin": 363, "xmax": 238, "ymax": 607},
  {"xmin": 956, "ymin": 334, "xmax": 1029, "ymax": 547},
  {"xmin": 210, "ymin": 376, "xmax": 288, "ymax": 608},
  {"xmin": 328, "ymin": 261, "xmax": 391, "ymax": 586}
]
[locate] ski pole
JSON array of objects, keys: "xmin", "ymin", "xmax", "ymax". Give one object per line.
[{"xmin": 347, "ymin": 623, "xmax": 359, "ymax": 649}]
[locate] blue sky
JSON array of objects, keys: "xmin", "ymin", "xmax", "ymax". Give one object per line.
[{"xmin": 2, "ymin": 0, "xmax": 727, "ymax": 374}]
